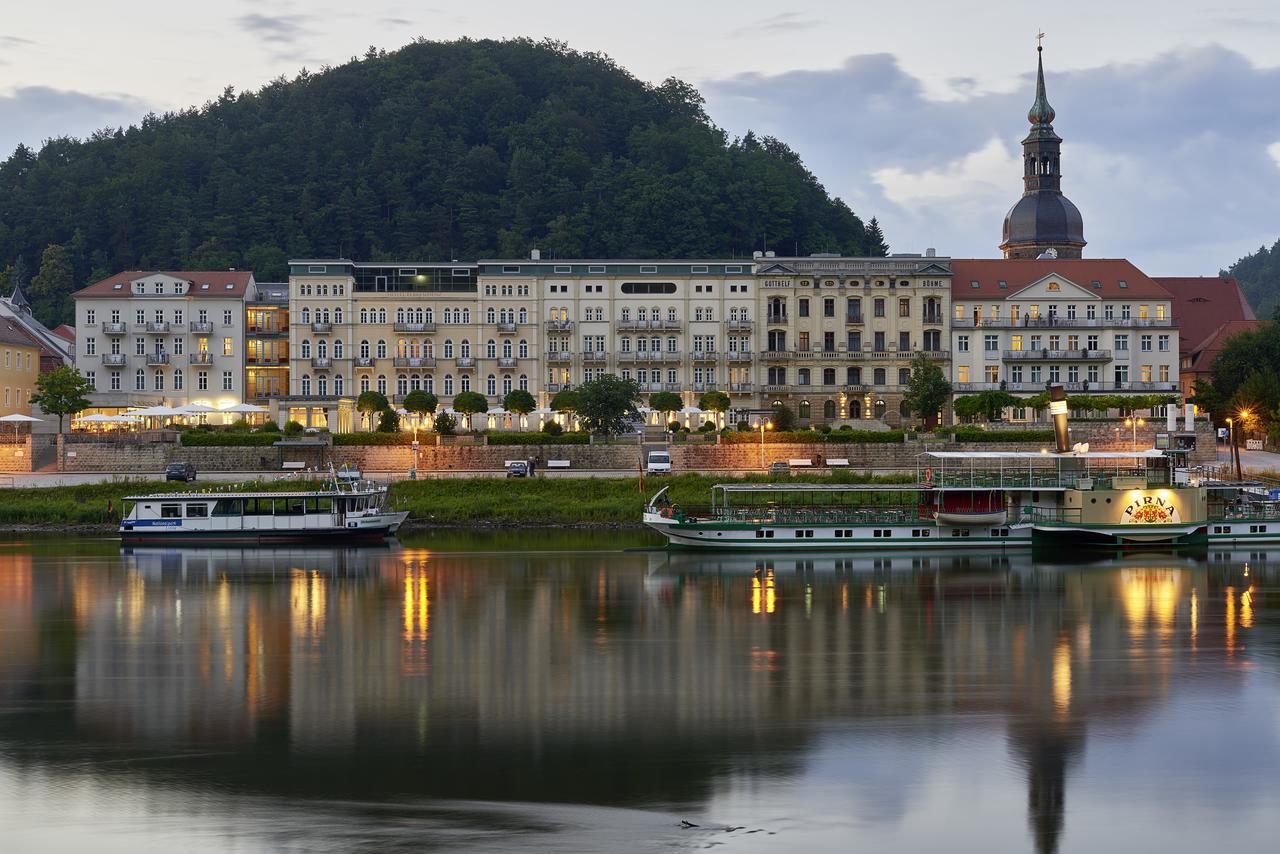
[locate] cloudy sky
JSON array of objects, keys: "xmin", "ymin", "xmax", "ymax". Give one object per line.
[{"xmin": 3, "ymin": 0, "xmax": 1280, "ymax": 274}]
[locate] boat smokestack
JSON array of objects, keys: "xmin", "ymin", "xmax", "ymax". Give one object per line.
[{"xmin": 1049, "ymin": 385, "xmax": 1070, "ymax": 453}]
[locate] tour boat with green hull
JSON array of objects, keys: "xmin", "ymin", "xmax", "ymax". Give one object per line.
[
  {"xmin": 644, "ymin": 449, "xmax": 1280, "ymax": 551},
  {"xmin": 119, "ymin": 476, "xmax": 408, "ymax": 545}
]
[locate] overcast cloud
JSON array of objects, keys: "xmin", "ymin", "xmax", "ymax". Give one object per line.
[{"xmin": 1, "ymin": 1, "xmax": 1279, "ymax": 275}]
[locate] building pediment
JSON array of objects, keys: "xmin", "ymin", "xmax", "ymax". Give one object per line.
[
  {"xmin": 755, "ymin": 263, "xmax": 796, "ymax": 275},
  {"xmin": 916, "ymin": 262, "xmax": 952, "ymax": 276},
  {"xmin": 1006, "ymin": 273, "xmax": 1099, "ymax": 301}
]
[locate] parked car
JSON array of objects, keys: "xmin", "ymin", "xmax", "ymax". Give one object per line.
[
  {"xmin": 768, "ymin": 461, "xmax": 791, "ymax": 475},
  {"xmin": 646, "ymin": 451, "xmax": 672, "ymax": 474},
  {"xmin": 505, "ymin": 460, "xmax": 532, "ymax": 478},
  {"xmin": 166, "ymin": 462, "xmax": 197, "ymax": 482}
]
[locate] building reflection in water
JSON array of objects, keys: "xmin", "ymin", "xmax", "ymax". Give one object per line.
[{"xmin": 0, "ymin": 543, "xmax": 1272, "ymax": 853}]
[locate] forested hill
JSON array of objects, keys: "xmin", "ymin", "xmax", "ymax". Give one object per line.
[
  {"xmin": 1223, "ymin": 240, "xmax": 1280, "ymax": 320},
  {"xmin": 0, "ymin": 38, "xmax": 883, "ymax": 326}
]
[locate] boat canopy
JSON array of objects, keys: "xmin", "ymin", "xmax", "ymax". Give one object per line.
[{"xmin": 921, "ymin": 450, "xmax": 1167, "ymax": 460}]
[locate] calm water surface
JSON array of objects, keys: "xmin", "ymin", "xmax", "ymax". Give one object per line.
[{"xmin": 0, "ymin": 531, "xmax": 1278, "ymax": 853}]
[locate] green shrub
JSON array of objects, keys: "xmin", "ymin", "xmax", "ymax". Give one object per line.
[
  {"xmin": 332, "ymin": 432, "xmax": 416, "ymax": 446},
  {"xmin": 698, "ymin": 421, "xmax": 716, "ymax": 432},
  {"xmin": 180, "ymin": 432, "xmax": 278, "ymax": 447},
  {"xmin": 435, "ymin": 412, "xmax": 457, "ymax": 436},
  {"xmin": 816, "ymin": 423, "xmax": 832, "ymax": 434},
  {"xmin": 667, "ymin": 419, "xmax": 681, "ymax": 434},
  {"xmin": 737, "ymin": 421, "xmax": 751, "ymax": 432},
  {"xmin": 540, "ymin": 420, "xmax": 563, "ymax": 436},
  {"xmin": 228, "ymin": 419, "xmax": 252, "ymax": 433},
  {"xmin": 283, "ymin": 420, "xmax": 304, "ymax": 436},
  {"xmin": 258, "ymin": 420, "xmax": 281, "ymax": 433}
]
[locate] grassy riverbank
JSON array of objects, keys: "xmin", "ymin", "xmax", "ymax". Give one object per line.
[{"xmin": 0, "ymin": 472, "xmax": 912, "ymax": 529}]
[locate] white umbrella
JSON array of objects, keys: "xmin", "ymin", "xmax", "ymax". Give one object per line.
[
  {"xmin": 0, "ymin": 412, "xmax": 41, "ymax": 441},
  {"xmin": 74, "ymin": 413, "xmax": 114, "ymax": 423},
  {"xmin": 176, "ymin": 403, "xmax": 219, "ymax": 414},
  {"xmin": 131, "ymin": 405, "xmax": 182, "ymax": 417},
  {"xmin": 220, "ymin": 402, "xmax": 268, "ymax": 414}
]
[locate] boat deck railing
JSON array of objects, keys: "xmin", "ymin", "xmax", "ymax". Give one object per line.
[
  {"xmin": 1212, "ymin": 504, "xmax": 1280, "ymax": 522},
  {"xmin": 1016, "ymin": 507, "xmax": 1084, "ymax": 524},
  {"xmin": 678, "ymin": 505, "xmax": 929, "ymax": 526},
  {"xmin": 929, "ymin": 470, "xmax": 1171, "ymax": 490}
]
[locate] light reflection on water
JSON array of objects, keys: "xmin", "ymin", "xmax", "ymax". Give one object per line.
[{"xmin": 0, "ymin": 533, "xmax": 1278, "ymax": 853}]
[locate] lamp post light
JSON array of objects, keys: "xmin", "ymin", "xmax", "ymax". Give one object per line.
[
  {"xmin": 411, "ymin": 423, "xmax": 420, "ymax": 480},
  {"xmin": 1235, "ymin": 410, "xmax": 1252, "ymax": 480},
  {"xmin": 759, "ymin": 420, "xmax": 773, "ymax": 470},
  {"xmin": 1123, "ymin": 416, "xmax": 1145, "ymax": 451}
]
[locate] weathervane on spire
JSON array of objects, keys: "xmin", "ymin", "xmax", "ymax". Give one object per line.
[{"xmin": 1037, "ymin": 30, "xmax": 1045, "ymax": 51}]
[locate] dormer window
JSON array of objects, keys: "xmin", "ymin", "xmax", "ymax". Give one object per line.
[
  {"xmin": 201, "ymin": 283, "xmax": 210, "ymax": 290},
  {"xmin": 112, "ymin": 283, "xmax": 123, "ymax": 290}
]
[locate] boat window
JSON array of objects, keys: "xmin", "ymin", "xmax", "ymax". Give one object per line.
[
  {"xmin": 213, "ymin": 499, "xmax": 242, "ymax": 516},
  {"xmin": 185, "ymin": 503, "xmax": 209, "ymax": 518},
  {"xmin": 316, "ymin": 497, "xmax": 333, "ymax": 512},
  {"xmin": 288, "ymin": 499, "xmax": 306, "ymax": 515},
  {"xmin": 244, "ymin": 498, "xmax": 274, "ymax": 515},
  {"xmin": 160, "ymin": 504, "xmax": 182, "ymax": 518}
]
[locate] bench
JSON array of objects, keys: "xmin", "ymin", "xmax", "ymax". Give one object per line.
[
  {"xmin": 547, "ymin": 460, "xmax": 572, "ymax": 469},
  {"xmin": 788, "ymin": 458, "xmax": 814, "ymax": 468},
  {"xmin": 281, "ymin": 461, "xmax": 306, "ymax": 471},
  {"xmin": 827, "ymin": 458, "xmax": 850, "ymax": 467}
]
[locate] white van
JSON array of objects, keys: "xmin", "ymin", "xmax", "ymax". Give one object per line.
[{"xmin": 646, "ymin": 451, "xmax": 672, "ymax": 474}]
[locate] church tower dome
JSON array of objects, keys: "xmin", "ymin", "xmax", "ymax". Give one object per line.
[{"xmin": 1000, "ymin": 45, "xmax": 1086, "ymax": 259}]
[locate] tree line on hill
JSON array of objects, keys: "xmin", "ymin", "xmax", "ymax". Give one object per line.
[{"xmin": 0, "ymin": 38, "xmax": 885, "ymax": 328}]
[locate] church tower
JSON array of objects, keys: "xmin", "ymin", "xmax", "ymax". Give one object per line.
[{"xmin": 1000, "ymin": 45, "xmax": 1086, "ymax": 259}]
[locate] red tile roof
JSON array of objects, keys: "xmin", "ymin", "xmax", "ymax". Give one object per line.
[
  {"xmin": 951, "ymin": 259, "xmax": 1171, "ymax": 298},
  {"xmin": 1155, "ymin": 276, "xmax": 1256, "ymax": 355},
  {"xmin": 73, "ymin": 271, "xmax": 254, "ymax": 299},
  {"xmin": 1184, "ymin": 319, "xmax": 1263, "ymax": 375},
  {"xmin": 51, "ymin": 324, "xmax": 76, "ymax": 342}
]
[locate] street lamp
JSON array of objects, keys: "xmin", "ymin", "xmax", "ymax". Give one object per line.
[
  {"xmin": 1123, "ymin": 416, "xmax": 1145, "ymax": 451},
  {"xmin": 759, "ymin": 420, "xmax": 773, "ymax": 469}
]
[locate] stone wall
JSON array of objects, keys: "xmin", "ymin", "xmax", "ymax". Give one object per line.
[{"xmin": 0, "ymin": 439, "xmax": 32, "ymax": 473}]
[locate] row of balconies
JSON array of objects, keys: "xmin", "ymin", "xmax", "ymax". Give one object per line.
[
  {"xmin": 952, "ymin": 381, "xmax": 1179, "ymax": 393},
  {"xmin": 952, "ymin": 317, "xmax": 1177, "ymax": 329},
  {"xmin": 1000, "ymin": 348, "xmax": 1113, "ymax": 361},
  {"xmin": 761, "ymin": 349, "xmax": 950, "ymax": 361},
  {"xmin": 98, "ymin": 321, "xmax": 220, "ymax": 335},
  {"xmin": 615, "ymin": 319, "xmax": 683, "ymax": 331},
  {"xmin": 767, "ymin": 312, "xmax": 946, "ymax": 327},
  {"xmin": 96, "ymin": 352, "xmax": 226, "ymax": 366}
]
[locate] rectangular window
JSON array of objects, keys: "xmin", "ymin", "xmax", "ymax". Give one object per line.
[
  {"xmin": 1010, "ymin": 335, "xmax": 1023, "ymax": 351},
  {"xmin": 223, "ymin": 371, "xmax": 233, "ymax": 391},
  {"xmin": 1158, "ymin": 335, "xmax": 1169, "ymax": 352},
  {"xmin": 798, "ymin": 298, "xmax": 809, "ymax": 318},
  {"xmin": 223, "ymin": 337, "xmax": 234, "ymax": 356},
  {"xmin": 1116, "ymin": 335, "xmax": 1129, "ymax": 351},
  {"xmin": 874, "ymin": 298, "xmax": 885, "ymax": 318},
  {"xmin": 957, "ymin": 366, "xmax": 969, "ymax": 383},
  {"xmin": 984, "ymin": 335, "xmax": 999, "ymax": 352},
  {"xmin": 823, "ymin": 298, "xmax": 835, "ymax": 317},
  {"xmin": 1140, "ymin": 335, "xmax": 1152, "ymax": 352}
]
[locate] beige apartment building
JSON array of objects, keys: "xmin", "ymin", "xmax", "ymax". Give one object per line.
[
  {"xmin": 949, "ymin": 259, "xmax": 1179, "ymax": 420},
  {"xmin": 753, "ymin": 253, "xmax": 952, "ymax": 425},
  {"xmin": 72, "ymin": 271, "xmax": 257, "ymax": 414},
  {"xmin": 0, "ymin": 320, "xmax": 40, "ymax": 417}
]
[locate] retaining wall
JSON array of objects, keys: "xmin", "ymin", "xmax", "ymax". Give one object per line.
[{"xmin": 0, "ymin": 439, "xmax": 32, "ymax": 473}]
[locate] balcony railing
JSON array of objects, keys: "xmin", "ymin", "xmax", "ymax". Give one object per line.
[
  {"xmin": 547, "ymin": 351, "xmax": 572, "ymax": 362},
  {"xmin": 189, "ymin": 353, "xmax": 214, "ymax": 365},
  {"xmin": 102, "ymin": 322, "xmax": 127, "ymax": 335},
  {"xmin": 545, "ymin": 320, "xmax": 574, "ymax": 331},
  {"xmin": 952, "ymin": 316, "xmax": 1178, "ymax": 329},
  {"xmin": 311, "ymin": 357, "xmax": 332, "ymax": 369},
  {"xmin": 498, "ymin": 357, "xmax": 517, "ymax": 368},
  {"xmin": 546, "ymin": 383, "xmax": 568, "ymax": 393},
  {"xmin": 729, "ymin": 383, "xmax": 753, "ymax": 392},
  {"xmin": 189, "ymin": 321, "xmax": 214, "ymax": 334},
  {"xmin": 843, "ymin": 384, "xmax": 868, "ymax": 393},
  {"xmin": 727, "ymin": 319, "xmax": 753, "ymax": 330},
  {"xmin": 692, "ymin": 351, "xmax": 718, "ymax": 362},
  {"xmin": 145, "ymin": 352, "xmax": 170, "ymax": 365},
  {"xmin": 497, "ymin": 322, "xmax": 517, "ymax": 333},
  {"xmin": 393, "ymin": 357, "xmax": 436, "ymax": 368},
  {"xmin": 394, "ymin": 322, "xmax": 437, "ymax": 333},
  {"xmin": 455, "ymin": 357, "xmax": 475, "ymax": 368},
  {"xmin": 692, "ymin": 383, "xmax": 719, "ymax": 392},
  {"xmin": 246, "ymin": 325, "xmax": 287, "ymax": 335},
  {"xmin": 952, "ymin": 381, "xmax": 1179, "ymax": 393},
  {"xmin": 245, "ymin": 357, "xmax": 285, "ymax": 366},
  {"xmin": 615, "ymin": 319, "xmax": 667, "ymax": 331},
  {"xmin": 845, "ymin": 314, "xmax": 864, "ymax": 325},
  {"xmin": 582, "ymin": 351, "xmax": 607, "ymax": 362},
  {"xmin": 144, "ymin": 322, "xmax": 172, "ymax": 333},
  {"xmin": 766, "ymin": 313, "xmax": 788, "ymax": 325},
  {"xmin": 763, "ymin": 384, "xmax": 787, "ymax": 393},
  {"xmin": 310, "ymin": 322, "xmax": 333, "ymax": 333},
  {"xmin": 101, "ymin": 353, "xmax": 126, "ymax": 366},
  {"xmin": 762, "ymin": 349, "xmax": 795, "ymax": 360},
  {"xmin": 353, "ymin": 356, "xmax": 374, "ymax": 367},
  {"xmin": 727, "ymin": 351, "xmax": 753, "ymax": 362},
  {"xmin": 922, "ymin": 313, "xmax": 944, "ymax": 325},
  {"xmin": 1002, "ymin": 349, "xmax": 1113, "ymax": 361}
]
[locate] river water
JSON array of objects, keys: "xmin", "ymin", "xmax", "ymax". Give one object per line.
[{"xmin": 0, "ymin": 532, "xmax": 1277, "ymax": 854}]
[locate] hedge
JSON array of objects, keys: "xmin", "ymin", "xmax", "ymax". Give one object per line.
[
  {"xmin": 179, "ymin": 432, "xmax": 279, "ymax": 447},
  {"xmin": 332, "ymin": 433, "xmax": 416, "ymax": 446},
  {"xmin": 721, "ymin": 429, "xmax": 905, "ymax": 445},
  {"xmin": 486, "ymin": 432, "xmax": 590, "ymax": 446}
]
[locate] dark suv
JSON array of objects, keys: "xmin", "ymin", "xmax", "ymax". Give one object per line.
[{"xmin": 166, "ymin": 462, "xmax": 196, "ymax": 482}]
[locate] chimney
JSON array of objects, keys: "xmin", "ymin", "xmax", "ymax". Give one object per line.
[
  {"xmin": 530, "ymin": 249, "xmax": 541, "ymax": 261},
  {"xmin": 765, "ymin": 251, "xmax": 775, "ymax": 258},
  {"xmin": 925, "ymin": 248, "xmax": 936, "ymax": 257},
  {"xmin": 752, "ymin": 251, "xmax": 764, "ymax": 260}
]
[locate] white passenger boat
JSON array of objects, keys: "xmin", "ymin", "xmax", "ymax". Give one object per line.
[{"xmin": 119, "ymin": 476, "xmax": 408, "ymax": 545}]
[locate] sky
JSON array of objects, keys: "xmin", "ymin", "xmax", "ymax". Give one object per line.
[{"xmin": 3, "ymin": 0, "xmax": 1280, "ymax": 275}]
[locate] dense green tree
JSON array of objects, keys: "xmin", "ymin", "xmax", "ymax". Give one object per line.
[
  {"xmin": 864, "ymin": 217, "xmax": 889, "ymax": 256},
  {"xmin": 0, "ymin": 38, "xmax": 881, "ymax": 327},
  {"xmin": 770, "ymin": 402, "xmax": 796, "ymax": 431},
  {"xmin": 29, "ymin": 365, "xmax": 94, "ymax": 435},
  {"xmin": 452, "ymin": 390, "xmax": 488, "ymax": 430},
  {"xmin": 698, "ymin": 390, "xmax": 731, "ymax": 415},
  {"xmin": 1224, "ymin": 240, "xmax": 1280, "ymax": 319},
  {"xmin": 356, "ymin": 390, "xmax": 389, "ymax": 429},
  {"xmin": 502, "ymin": 389, "xmax": 536, "ymax": 415},
  {"xmin": 902, "ymin": 352, "xmax": 951, "ymax": 428},
  {"xmin": 550, "ymin": 388, "xmax": 580, "ymax": 414},
  {"xmin": 403, "ymin": 390, "xmax": 439, "ymax": 417},
  {"xmin": 649, "ymin": 391, "xmax": 682, "ymax": 418},
  {"xmin": 377, "ymin": 407, "xmax": 400, "ymax": 433},
  {"xmin": 28, "ymin": 244, "xmax": 75, "ymax": 325},
  {"xmin": 576, "ymin": 374, "xmax": 642, "ymax": 437}
]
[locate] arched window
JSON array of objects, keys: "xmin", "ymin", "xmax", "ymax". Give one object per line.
[
  {"xmin": 173, "ymin": 369, "xmax": 183, "ymax": 391},
  {"xmin": 874, "ymin": 399, "xmax": 887, "ymax": 419},
  {"xmin": 360, "ymin": 340, "xmax": 370, "ymax": 358},
  {"xmin": 414, "ymin": 308, "xmax": 424, "ymax": 323},
  {"xmin": 377, "ymin": 309, "xmax": 387, "ymax": 324},
  {"xmin": 899, "ymin": 400, "xmax": 912, "ymax": 417},
  {"xmin": 462, "ymin": 308, "xmax": 471, "ymax": 324},
  {"xmin": 301, "ymin": 307, "xmax": 311, "ymax": 323},
  {"xmin": 409, "ymin": 374, "xmax": 420, "ymax": 391},
  {"xmin": 443, "ymin": 340, "xmax": 454, "ymax": 359},
  {"xmin": 518, "ymin": 307, "xmax": 527, "ymax": 324},
  {"xmin": 502, "ymin": 375, "xmax": 512, "ymax": 395},
  {"xmin": 316, "ymin": 340, "xmax": 327, "ymax": 359},
  {"xmin": 848, "ymin": 400, "xmax": 860, "ymax": 418},
  {"xmin": 397, "ymin": 375, "xmax": 408, "ymax": 395},
  {"xmin": 153, "ymin": 370, "xmax": 164, "ymax": 391},
  {"xmin": 518, "ymin": 339, "xmax": 528, "ymax": 358},
  {"xmin": 798, "ymin": 400, "xmax": 811, "ymax": 419},
  {"xmin": 135, "ymin": 369, "xmax": 145, "ymax": 391},
  {"xmin": 823, "ymin": 400, "xmax": 836, "ymax": 419},
  {"xmin": 487, "ymin": 374, "xmax": 497, "ymax": 395},
  {"xmin": 460, "ymin": 340, "xmax": 471, "ymax": 359},
  {"xmin": 397, "ymin": 339, "xmax": 408, "ymax": 358},
  {"xmin": 301, "ymin": 340, "xmax": 311, "ymax": 359},
  {"xmin": 376, "ymin": 375, "xmax": 387, "ymax": 395},
  {"xmin": 334, "ymin": 308, "xmax": 343, "ymax": 324},
  {"xmin": 333, "ymin": 340, "xmax": 344, "ymax": 359},
  {"xmin": 425, "ymin": 308, "xmax": 434, "ymax": 324},
  {"xmin": 502, "ymin": 340, "xmax": 512, "ymax": 358},
  {"xmin": 460, "ymin": 374, "xmax": 471, "ymax": 392},
  {"xmin": 424, "ymin": 375, "xmax": 434, "ymax": 393},
  {"xmin": 321, "ymin": 308, "xmax": 330, "ymax": 324},
  {"xmin": 396, "ymin": 308, "xmax": 406, "ymax": 323},
  {"xmin": 301, "ymin": 374, "xmax": 311, "ymax": 396},
  {"xmin": 519, "ymin": 374, "xmax": 528, "ymax": 391},
  {"xmin": 444, "ymin": 375, "xmax": 454, "ymax": 395},
  {"xmin": 334, "ymin": 375, "xmax": 344, "ymax": 396},
  {"xmin": 360, "ymin": 376, "xmax": 370, "ymax": 393},
  {"xmin": 317, "ymin": 375, "xmax": 327, "ymax": 397},
  {"xmin": 376, "ymin": 340, "xmax": 387, "ymax": 359},
  {"xmin": 486, "ymin": 339, "xmax": 496, "ymax": 358},
  {"xmin": 487, "ymin": 307, "xmax": 496, "ymax": 324},
  {"xmin": 360, "ymin": 309, "xmax": 369, "ymax": 324}
]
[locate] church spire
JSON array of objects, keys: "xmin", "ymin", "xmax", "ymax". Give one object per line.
[{"xmin": 999, "ymin": 41, "xmax": 1086, "ymax": 260}]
